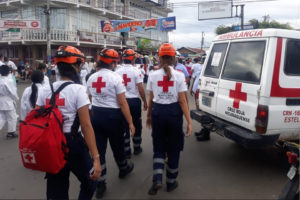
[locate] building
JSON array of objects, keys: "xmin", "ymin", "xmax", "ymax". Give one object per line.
[
  {"xmin": 177, "ymin": 47, "xmax": 206, "ymax": 58},
  {"xmin": 0, "ymin": 0, "xmax": 172, "ymax": 65}
]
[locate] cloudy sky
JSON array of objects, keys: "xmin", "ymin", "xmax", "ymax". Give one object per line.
[{"xmin": 168, "ymin": 0, "xmax": 300, "ymax": 48}]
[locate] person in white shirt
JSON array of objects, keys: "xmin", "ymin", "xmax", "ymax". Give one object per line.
[
  {"xmin": 37, "ymin": 63, "xmax": 50, "ymax": 87},
  {"xmin": 20, "ymin": 70, "xmax": 44, "ymax": 120},
  {"xmin": 87, "ymin": 48, "xmax": 135, "ymax": 199},
  {"xmin": 146, "ymin": 43, "xmax": 192, "ymax": 195},
  {"xmin": 80, "ymin": 62, "xmax": 90, "ymax": 86},
  {"xmin": 116, "ymin": 49, "xmax": 147, "ymax": 158},
  {"xmin": 190, "ymin": 58, "xmax": 203, "ymax": 85},
  {"xmin": 36, "ymin": 46, "xmax": 101, "ymax": 200},
  {"xmin": 0, "ymin": 65, "xmax": 19, "ymax": 138}
]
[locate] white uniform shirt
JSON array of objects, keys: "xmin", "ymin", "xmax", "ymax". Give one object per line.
[
  {"xmin": 36, "ymin": 81, "xmax": 90, "ymax": 133},
  {"xmin": 115, "ymin": 64, "xmax": 143, "ymax": 99},
  {"xmin": 147, "ymin": 67, "xmax": 187, "ymax": 104},
  {"xmin": 0, "ymin": 76, "xmax": 19, "ymax": 111},
  {"xmin": 6, "ymin": 61, "xmax": 17, "ymax": 71},
  {"xmin": 88, "ymin": 62, "xmax": 95, "ymax": 72},
  {"xmin": 20, "ymin": 83, "xmax": 43, "ymax": 120},
  {"xmin": 42, "ymin": 75, "xmax": 50, "ymax": 87},
  {"xmin": 191, "ymin": 63, "xmax": 203, "ymax": 78},
  {"xmin": 87, "ymin": 68, "xmax": 126, "ymax": 108},
  {"xmin": 80, "ymin": 68, "xmax": 89, "ymax": 86}
]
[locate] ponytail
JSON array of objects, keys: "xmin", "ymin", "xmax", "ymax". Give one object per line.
[
  {"xmin": 159, "ymin": 55, "xmax": 175, "ymax": 81},
  {"xmin": 162, "ymin": 64, "xmax": 172, "ymax": 81},
  {"xmin": 30, "ymin": 83, "xmax": 38, "ymax": 108},
  {"xmin": 30, "ymin": 70, "xmax": 44, "ymax": 108}
]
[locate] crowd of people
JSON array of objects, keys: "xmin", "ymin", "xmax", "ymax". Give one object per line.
[{"xmin": 0, "ymin": 44, "xmax": 205, "ymax": 199}]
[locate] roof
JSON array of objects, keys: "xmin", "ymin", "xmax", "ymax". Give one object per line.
[
  {"xmin": 177, "ymin": 47, "xmax": 205, "ymax": 54},
  {"xmin": 215, "ymin": 28, "xmax": 300, "ymax": 41}
]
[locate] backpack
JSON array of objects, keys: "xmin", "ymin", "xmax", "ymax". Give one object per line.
[{"xmin": 19, "ymin": 82, "xmax": 73, "ymax": 174}]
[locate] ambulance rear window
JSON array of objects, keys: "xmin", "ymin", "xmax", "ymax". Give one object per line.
[
  {"xmin": 221, "ymin": 41, "xmax": 266, "ymax": 84},
  {"xmin": 204, "ymin": 43, "xmax": 228, "ymax": 78},
  {"xmin": 284, "ymin": 39, "xmax": 300, "ymax": 76}
]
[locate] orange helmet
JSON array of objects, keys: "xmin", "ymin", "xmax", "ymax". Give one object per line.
[
  {"xmin": 122, "ymin": 49, "xmax": 136, "ymax": 61},
  {"xmin": 98, "ymin": 49, "xmax": 119, "ymax": 64},
  {"xmin": 158, "ymin": 43, "xmax": 176, "ymax": 57},
  {"xmin": 54, "ymin": 46, "xmax": 85, "ymax": 65}
]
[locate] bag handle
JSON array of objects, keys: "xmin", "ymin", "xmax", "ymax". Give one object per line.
[{"xmin": 49, "ymin": 82, "xmax": 73, "ymax": 106}]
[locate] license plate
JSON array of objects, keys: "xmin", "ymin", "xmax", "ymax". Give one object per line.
[
  {"xmin": 202, "ymin": 96, "xmax": 212, "ymax": 107},
  {"xmin": 287, "ymin": 166, "xmax": 297, "ymax": 180}
]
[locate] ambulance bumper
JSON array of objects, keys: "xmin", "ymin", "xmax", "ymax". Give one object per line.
[{"xmin": 191, "ymin": 110, "xmax": 280, "ymax": 149}]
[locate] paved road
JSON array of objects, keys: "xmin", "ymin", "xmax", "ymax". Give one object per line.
[{"xmin": 0, "ymin": 80, "xmax": 289, "ymax": 199}]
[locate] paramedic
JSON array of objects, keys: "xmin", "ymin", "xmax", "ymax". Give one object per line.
[
  {"xmin": 146, "ymin": 43, "xmax": 192, "ymax": 195},
  {"xmin": 37, "ymin": 63, "xmax": 50, "ymax": 87},
  {"xmin": 0, "ymin": 65, "xmax": 19, "ymax": 138},
  {"xmin": 36, "ymin": 46, "xmax": 101, "ymax": 200},
  {"xmin": 116, "ymin": 49, "xmax": 147, "ymax": 158},
  {"xmin": 20, "ymin": 70, "xmax": 44, "ymax": 120},
  {"xmin": 87, "ymin": 49, "xmax": 135, "ymax": 199}
]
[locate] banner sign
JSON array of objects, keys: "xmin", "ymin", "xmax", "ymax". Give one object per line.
[
  {"xmin": 198, "ymin": 1, "xmax": 232, "ymax": 20},
  {"xmin": 137, "ymin": 38, "xmax": 160, "ymax": 50},
  {"xmin": 101, "ymin": 16, "xmax": 176, "ymax": 33},
  {"xmin": 0, "ymin": 20, "xmax": 40, "ymax": 30}
]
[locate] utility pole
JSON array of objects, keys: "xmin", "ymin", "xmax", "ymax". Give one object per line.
[
  {"xmin": 240, "ymin": 4, "xmax": 245, "ymax": 30},
  {"xmin": 45, "ymin": 0, "xmax": 51, "ymax": 66},
  {"xmin": 201, "ymin": 32, "xmax": 204, "ymax": 50}
]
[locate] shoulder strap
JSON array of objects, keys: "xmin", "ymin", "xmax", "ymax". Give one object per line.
[{"xmin": 49, "ymin": 82, "xmax": 73, "ymax": 106}]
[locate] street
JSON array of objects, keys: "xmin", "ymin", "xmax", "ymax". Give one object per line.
[{"xmin": 0, "ymin": 80, "xmax": 289, "ymax": 200}]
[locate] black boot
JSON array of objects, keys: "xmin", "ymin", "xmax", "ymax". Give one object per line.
[
  {"xmin": 119, "ymin": 161, "xmax": 134, "ymax": 179},
  {"xmin": 133, "ymin": 147, "xmax": 143, "ymax": 155},
  {"xmin": 196, "ymin": 128, "xmax": 210, "ymax": 141},
  {"xmin": 167, "ymin": 181, "xmax": 178, "ymax": 192},
  {"xmin": 95, "ymin": 181, "xmax": 106, "ymax": 199},
  {"xmin": 6, "ymin": 132, "xmax": 18, "ymax": 139},
  {"xmin": 148, "ymin": 182, "xmax": 162, "ymax": 195}
]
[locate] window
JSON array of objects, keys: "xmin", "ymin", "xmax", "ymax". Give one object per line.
[
  {"xmin": 50, "ymin": 8, "xmax": 66, "ymax": 29},
  {"xmin": 1, "ymin": 9, "xmax": 18, "ymax": 19},
  {"xmin": 22, "ymin": 6, "xmax": 32, "ymax": 19},
  {"xmin": 221, "ymin": 41, "xmax": 266, "ymax": 84},
  {"xmin": 284, "ymin": 39, "xmax": 300, "ymax": 76},
  {"xmin": 204, "ymin": 43, "xmax": 228, "ymax": 78}
]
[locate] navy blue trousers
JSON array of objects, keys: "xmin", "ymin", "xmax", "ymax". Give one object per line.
[
  {"xmin": 124, "ymin": 98, "xmax": 142, "ymax": 156},
  {"xmin": 91, "ymin": 106, "xmax": 129, "ymax": 183},
  {"xmin": 151, "ymin": 102, "xmax": 184, "ymax": 187},
  {"xmin": 46, "ymin": 134, "xmax": 96, "ymax": 200}
]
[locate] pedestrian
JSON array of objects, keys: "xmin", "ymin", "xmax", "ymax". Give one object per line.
[
  {"xmin": 190, "ymin": 58, "xmax": 203, "ymax": 85},
  {"xmin": 37, "ymin": 63, "xmax": 50, "ymax": 87},
  {"xmin": 20, "ymin": 70, "xmax": 44, "ymax": 120},
  {"xmin": 175, "ymin": 57, "xmax": 190, "ymax": 83},
  {"xmin": 0, "ymin": 65, "xmax": 19, "ymax": 138},
  {"xmin": 116, "ymin": 49, "xmax": 148, "ymax": 158},
  {"xmin": 4, "ymin": 57, "xmax": 17, "ymax": 74},
  {"xmin": 87, "ymin": 49, "xmax": 135, "ymax": 199},
  {"xmin": 88, "ymin": 58, "xmax": 95, "ymax": 73},
  {"xmin": 0, "ymin": 54, "xmax": 4, "ymax": 66},
  {"xmin": 80, "ymin": 61, "xmax": 90, "ymax": 86},
  {"xmin": 146, "ymin": 43, "xmax": 192, "ymax": 195},
  {"xmin": 36, "ymin": 46, "xmax": 101, "ymax": 200}
]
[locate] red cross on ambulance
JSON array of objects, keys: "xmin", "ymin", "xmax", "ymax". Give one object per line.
[
  {"xmin": 92, "ymin": 77, "xmax": 106, "ymax": 93},
  {"xmin": 229, "ymin": 82, "xmax": 247, "ymax": 109}
]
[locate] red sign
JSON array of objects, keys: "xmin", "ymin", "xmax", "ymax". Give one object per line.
[{"xmin": 0, "ymin": 20, "xmax": 40, "ymax": 30}]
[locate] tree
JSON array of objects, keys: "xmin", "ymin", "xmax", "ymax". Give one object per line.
[{"xmin": 215, "ymin": 17, "xmax": 293, "ymax": 35}]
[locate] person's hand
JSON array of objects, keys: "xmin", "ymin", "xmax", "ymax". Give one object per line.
[
  {"xmin": 190, "ymin": 90, "xmax": 194, "ymax": 96},
  {"xmin": 129, "ymin": 123, "xmax": 135, "ymax": 137},
  {"xmin": 90, "ymin": 158, "xmax": 101, "ymax": 181},
  {"xmin": 146, "ymin": 116, "xmax": 152, "ymax": 129},
  {"xmin": 143, "ymin": 101, "xmax": 148, "ymax": 111},
  {"xmin": 185, "ymin": 121, "xmax": 192, "ymax": 137}
]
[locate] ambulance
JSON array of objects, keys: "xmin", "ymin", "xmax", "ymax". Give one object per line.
[{"xmin": 191, "ymin": 28, "xmax": 300, "ymax": 148}]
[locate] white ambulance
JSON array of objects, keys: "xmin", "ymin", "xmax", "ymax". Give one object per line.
[{"xmin": 191, "ymin": 29, "xmax": 300, "ymax": 148}]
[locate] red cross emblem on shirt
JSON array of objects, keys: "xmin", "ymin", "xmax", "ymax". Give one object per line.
[
  {"xmin": 46, "ymin": 93, "xmax": 65, "ymax": 106},
  {"xmin": 92, "ymin": 77, "xmax": 106, "ymax": 93},
  {"xmin": 229, "ymin": 82, "xmax": 247, "ymax": 109},
  {"xmin": 158, "ymin": 76, "xmax": 174, "ymax": 92},
  {"xmin": 123, "ymin": 74, "xmax": 131, "ymax": 86}
]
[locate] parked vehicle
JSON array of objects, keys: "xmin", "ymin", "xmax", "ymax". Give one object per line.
[{"xmin": 191, "ymin": 29, "xmax": 300, "ymax": 148}]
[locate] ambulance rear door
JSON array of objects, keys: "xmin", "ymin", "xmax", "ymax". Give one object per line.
[
  {"xmin": 215, "ymin": 39, "xmax": 268, "ymax": 131},
  {"xmin": 199, "ymin": 42, "xmax": 229, "ymax": 116}
]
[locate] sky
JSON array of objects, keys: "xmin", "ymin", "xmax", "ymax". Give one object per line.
[{"xmin": 168, "ymin": 0, "xmax": 300, "ymax": 49}]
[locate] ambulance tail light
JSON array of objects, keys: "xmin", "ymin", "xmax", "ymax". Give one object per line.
[{"xmin": 255, "ymin": 105, "xmax": 269, "ymax": 134}]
